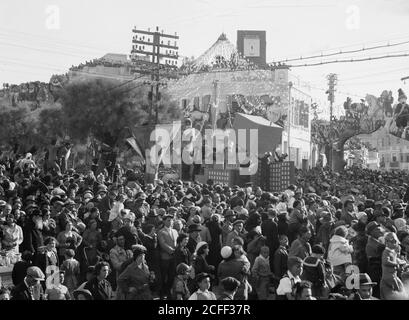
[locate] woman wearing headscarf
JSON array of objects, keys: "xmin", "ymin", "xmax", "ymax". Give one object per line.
[{"xmin": 117, "ymin": 245, "xmax": 154, "ymax": 300}]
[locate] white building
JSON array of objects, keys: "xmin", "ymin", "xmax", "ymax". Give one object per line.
[{"xmin": 166, "ymin": 33, "xmax": 314, "ymax": 169}]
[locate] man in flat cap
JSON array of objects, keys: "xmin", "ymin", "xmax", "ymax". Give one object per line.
[{"xmin": 10, "ymin": 266, "xmax": 45, "ymax": 300}]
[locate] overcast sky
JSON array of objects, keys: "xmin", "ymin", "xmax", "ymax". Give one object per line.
[{"xmin": 1, "ymin": 0, "xmax": 409, "ymax": 116}]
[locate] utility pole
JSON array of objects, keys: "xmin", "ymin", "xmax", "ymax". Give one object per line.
[
  {"xmin": 287, "ymin": 81, "xmax": 293, "ymax": 161},
  {"xmin": 131, "ymin": 26, "xmax": 179, "ymax": 125},
  {"xmin": 402, "ymin": 76, "xmax": 409, "ymax": 84},
  {"xmin": 326, "ymin": 73, "xmax": 338, "ymax": 170}
]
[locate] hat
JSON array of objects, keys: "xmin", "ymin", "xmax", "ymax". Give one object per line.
[
  {"xmin": 188, "ymin": 224, "xmax": 202, "ymax": 233},
  {"xmin": 312, "ymin": 244, "xmax": 325, "ymax": 255},
  {"xmin": 176, "ymin": 263, "xmax": 191, "ymax": 275},
  {"xmin": 232, "ymin": 219, "xmax": 244, "ymax": 227},
  {"xmin": 356, "ymin": 212, "xmax": 367, "ymax": 221},
  {"xmin": 27, "ymin": 266, "xmax": 45, "ymax": 281},
  {"xmin": 220, "ymin": 246, "xmax": 233, "ymax": 259},
  {"xmin": 163, "ymin": 213, "xmax": 174, "ymax": 220},
  {"xmin": 0, "ymin": 200, "xmax": 6, "ymax": 207},
  {"xmin": 195, "ymin": 272, "xmax": 211, "ymax": 283},
  {"xmin": 322, "ymin": 182, "xmax": 330, "ymax": 189},
  {"xmin": 399, "ymin": 88, "xmax": 407, "ymax": 101},
  {"xmin": 148, "ymin": 210, "xmax": 158, "ymax": 217},
  {"xmin": 73, "ymin": 289, "xmax": 93, "ymax": 300},
  {"xmin": 359, "ymin": 273, "xmax": 377, "ymax": 287},
  {"xmin": 192, "ymin": 215, "xmax": 203, "ymax": 224},
  {"xmin": 343, "ymin": 195, "xmax": 355, "ymax": 204},
  {"xmin": 54, "ymin": 200, "xmax": 64, "ymax": 207},
  {"xmin": 26, "ymin": 195, "xmax": 36, "ymax": 202},
  {"xmin": 308, "ymin": 186, "xmax": 316, "ymax": 193},
  {"xmin": 168, "ymin": 206, "xmax": 178, "ymax": 213},
  {"xmin": 26, "ymin": 203, "xmax": 39, "ymax": 211},
  {"xmin": 224, "ymin": 209, "xmax": 236, "ymax": 218},
  {"xmin": 132, "ymin": 244, "xmax": 147, "ymax": 257},
  {"xmin": 195, "ymin": 241, "xmax": 208, "ymax": 254},
  {"xmin": 366, "ymin": 221, "xmax": 381, "ymax": 235},
  {"xmin": 64, "ymin": 199, "xmax": 75, "ymax": 206}
]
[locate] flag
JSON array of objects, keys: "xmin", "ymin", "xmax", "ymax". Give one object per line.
[{"xmin": 126, "ymin": 137, "xmax": 144, "ymax": 159}]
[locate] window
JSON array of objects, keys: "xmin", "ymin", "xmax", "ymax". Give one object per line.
[
  {"xmin": 194, "ymin": 97, "xmax": 200, "ymax": 110},
  {"xmin": 401, "ymin": 154, "xmax": 404, "ymax": 162},
  {"xmin": 406, "ymin": 155, "xmax": 409, "ymax": 162},
  {"xmin": 182, "ymin": 99, "xmax": 189, "ymax": 109},
  {"xmin": 393, "ymin": 154, "xmax": 397, "ymax": 162},
  {"xmin": 202, "ymin": 95, "xmax": 211, "ymax": 112}
]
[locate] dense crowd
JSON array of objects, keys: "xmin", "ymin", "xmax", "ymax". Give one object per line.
[{"xmin": 1, "ymin": 153, "xmax": 409, "ymax": 301}]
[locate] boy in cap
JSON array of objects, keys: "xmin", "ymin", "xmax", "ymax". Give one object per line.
[{"xmin": 188, "ymin": 273, "xmax": 216, "ymax": 300}]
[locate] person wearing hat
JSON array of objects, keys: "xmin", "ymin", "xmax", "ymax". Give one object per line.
[
  {"xmin": 96, "ymin": 187, "xmax": 118, "ymax": 237},
  {"xmin": 300, "ymin": 244, "xmax": 327, "ymax": 298},
  {"xmin": 394, "ymin": 88, "xmax": 409, "ymax": 130},
  {"xmin": 20, "ymin": 209, "xmax": 44, "ymax": 255},
  {"xmin": 225, "ymin": 220, "xmax": 244, "ymax": 248},
  {"xmin": 340, "ymin": 195, "xmax": 358, "ymax": 226},
  {"xmin": 365, "ymin": 221, "xmax": 385, "ymax": 298},
  {"xmin": 170, "ymin": 263, "xmax": 191, "ymax": 300},
  {"xmin": 351, "ymin": 273, "xmax": 379, "ymax": 300},
  {"xmin": 157, "ymin": 213, "xmax": 178, "ymax": 299},
  {"xmin": 380, "ymin": 232, "xmax": 408, "ymax": 300},
  {"xmin": 186, "ymin": 223, "xmax": 202, "ymax": 255},
  {"xmin": 117, "ymin": 244, "xmax": 154, "ymax": 300},
  {"xmin": 192, "ymin": 241, "xmax": 215, "ymax": 278},
  {"xmin": 188, "ymin": 273, "xmax": 216, "ymax": 300},
  {"xmin": 116, "ymin": 210, "xmax": 139, "ymax": 250},
  {"xmin": 221, "ymin": 209, "xmax": 235, "ymax": 245},
  {"xmin": 10, "ymin": 266, "xmax": 45, "ymax": 300}
]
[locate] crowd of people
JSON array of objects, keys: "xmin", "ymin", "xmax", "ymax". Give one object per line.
[{"xmin": 1, "ymin": 152, "xmax": 409, "ymax": 301}]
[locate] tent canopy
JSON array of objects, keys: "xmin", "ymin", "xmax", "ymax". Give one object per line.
[{"xmin": 232, "ymin": 113, "xmax": 283, "ymax": 156}]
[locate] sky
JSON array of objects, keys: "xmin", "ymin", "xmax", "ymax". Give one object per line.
[{"xmin": 1, "ymin": 0, "xmax": 409, "ymax": 117}]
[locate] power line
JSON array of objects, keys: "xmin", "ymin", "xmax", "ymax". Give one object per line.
[
  {"xmin": 272, "ymin": 39, "xmax": 409, "ymax": 64},
  {"xmin": 340, "ymin": 66, "xmax": 409, "ymax": 81},
  {"xmin": 288, "ymin": 53, "xmax": 409, "ymax": 68},
  {"xmin": 272, "ymin": 32, "xmax": 409, "ymax": 62}
]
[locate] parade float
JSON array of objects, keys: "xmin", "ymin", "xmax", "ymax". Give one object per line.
[{"xmin": 163, "ymin": 33, "xmax": 297, "ymax": 189}]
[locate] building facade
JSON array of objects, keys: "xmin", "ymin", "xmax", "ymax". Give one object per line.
[{"xmin": 166, "ymin": 33, "xmax": 313, "ymax": 169}]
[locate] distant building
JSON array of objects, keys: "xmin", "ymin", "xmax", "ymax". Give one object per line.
[
  {"xmin": 167, "ymin": 32, "xmax": 314, "ymax": 169},
  {"xmin": 360, "ymin": 128, "xmax": 409, "ymax": 171},
  {"xmin": 68, "ymin": 53, "xmax": 137, "ymax": 81}
]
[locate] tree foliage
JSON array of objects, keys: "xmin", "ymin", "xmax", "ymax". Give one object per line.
[
  {"xmin": 59, "ymin": 78, "xmax": 181, "ymax": 148},
  {"xmin": 0, "ymin": 106, "xmax": 37, "ymax": 151},
  {"xmin": 37, "ymin": 106, "xmax": 67, "ymax": 140}
]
